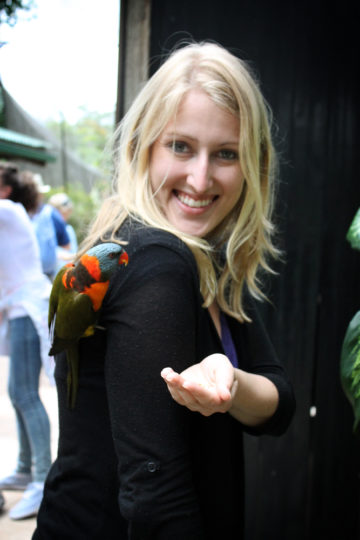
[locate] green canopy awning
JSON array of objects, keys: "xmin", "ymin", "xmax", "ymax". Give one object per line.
[{"xmin": 0, "ymin": 127, "xmax": 57, "ymax": 163}]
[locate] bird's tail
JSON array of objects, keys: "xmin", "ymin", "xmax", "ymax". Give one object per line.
[
  {"xmin": 48, "ymin": 314, "xmax": 56, "ymax": 355},
  {"xmin": 66, "ymin": 347, "xmax": 80, "ymax": 409}
]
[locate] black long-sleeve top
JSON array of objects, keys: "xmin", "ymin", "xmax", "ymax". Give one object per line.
[{"xmin": 33, "ymin": 220, "xmax": 295, "ymax": 540}]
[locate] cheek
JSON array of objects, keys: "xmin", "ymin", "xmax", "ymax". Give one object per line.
[
  {"xmin": 149, "ymin": 156, "xmax": 161, "ymax": 193},
  {"xmin": 233, "ymin": 182, "xmax": 244, "ymax": 203},
  {"xmin": 150, "ymin": 158, "xmax": 180, "ymax": 198},
  {"xmin": 150, "ymin": 166, "xmax": 167, "ymax": 198},
  {"xmin": 221, "ymin": 177, "xmax": 244, "ymax": 216},
  {"xmin": 223, "ymin": 170, "xmax": 244, "ymax": 198},
  {"xmin": 149, "ymin": 146, "xmax": 169, "ymax": 191}
]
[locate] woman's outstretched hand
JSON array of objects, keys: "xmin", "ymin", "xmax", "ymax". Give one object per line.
[{"xmin": 161, "ymin": 353, "xmax": 238, "ymax": 416}]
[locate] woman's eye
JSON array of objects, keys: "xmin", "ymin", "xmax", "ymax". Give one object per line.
[
  {"xmin": 218, "ymin": 149, "xmax": 238, "ymax": 161},
  {"xmin": 171, "ymin": 140, "xmax": 189, "ymax": 154}
]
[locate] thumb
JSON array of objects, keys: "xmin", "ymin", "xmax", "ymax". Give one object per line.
[{"xmin": 216, "ymin": 372, "xmax": 234, "ymax": 402}]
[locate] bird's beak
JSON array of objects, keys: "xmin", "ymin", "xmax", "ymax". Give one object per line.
[{"xmin": 119, "ymin": 251, "xmax": 129, "ymax": 266}]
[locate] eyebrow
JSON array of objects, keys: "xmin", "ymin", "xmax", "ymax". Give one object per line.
[{"xmin": 163, "ymin": 131, "xmax": 239, "ymax": 146}]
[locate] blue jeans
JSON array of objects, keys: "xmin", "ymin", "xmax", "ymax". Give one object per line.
[{"xmin": 8, "ymin": 316, "xmax": 51, "ymax": 483}]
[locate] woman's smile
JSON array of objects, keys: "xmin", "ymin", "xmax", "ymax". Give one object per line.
[
  {"xmin": 149, "ymin": 89, "xmax": 244, "ymax": 238},
  {"xmin": 174, "ymin": 190, "xmax": 218, "ymax": 210}
]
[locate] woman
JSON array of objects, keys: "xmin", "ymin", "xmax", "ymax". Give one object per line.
[
  {"xmin": 0, "ymin": 162, "xmax": 53, "ymax": 520},
  {"xmin": 33, "ymin": 42, "xmax": 295, "ymax": 539}
]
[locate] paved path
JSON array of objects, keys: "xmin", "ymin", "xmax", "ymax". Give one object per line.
[{"xmin": 0, "ymin": 355, "xmax": 59, "ymax": 539}]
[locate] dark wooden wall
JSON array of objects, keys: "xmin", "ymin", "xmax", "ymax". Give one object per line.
[{"xmin": 149, "ymin": 1, "xmax": 360, "ymax": 538}]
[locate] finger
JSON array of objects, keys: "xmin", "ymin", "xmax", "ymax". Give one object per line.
[
  {"xmin": 166, "ymin": 386, "xmax": 188, "ymax": 405},
  {"xmin": 216, "ymin": 382, "xmax": 232, "ymax": 402},
  {"xmin": 162, "ymin": 374, "xmax": 199, "ymax": 403},
  {"xmin": 168, "ymin": 386, "xmax": 204, "ymax": 409},
  {"xmin": 230, "ymin": 379, "xmax": 238, "ymax": 400},
  {"xmin": 161, "ymin": 367, "xmax": 176, "ymax": 379},
  {"xmin": 182, "ymin": 381, "xmax": 221, "ymax": 403},
  {"xmin": 214, "ymin": 368, "xmax": 236, "ymax": 402},
  {"xmin": 168, "ymin": 384, "xmax": 226, "ymax": 416},
  {"xmin": 161, "ymin": 368, "xmax": 185, "ymax": 389},
  {"xmin": 182, "ymin": 379, "xmax": 214, "ymax": 393}
]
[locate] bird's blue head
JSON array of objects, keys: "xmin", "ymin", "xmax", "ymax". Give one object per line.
[{"xmin": 82, "ymin": 242, "xmax": 129, "ymax": 281}]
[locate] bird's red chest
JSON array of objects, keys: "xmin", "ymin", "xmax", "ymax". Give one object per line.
[
  {"xmin": 60, "ymin": 253, "xmax": 114, "ymax": 311},
  {"xmin": 82, "ymin": 281, "xmax": 110, "ymax": 311}
]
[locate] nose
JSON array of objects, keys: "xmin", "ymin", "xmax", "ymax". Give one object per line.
[{"xmin": 186, "ymin": 153, "xmax": 212, "ymax": 193}]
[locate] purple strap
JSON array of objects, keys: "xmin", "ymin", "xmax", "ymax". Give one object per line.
[{"xmin": 220, "ymin": 312, "xmax": 239, "ymax": 368}]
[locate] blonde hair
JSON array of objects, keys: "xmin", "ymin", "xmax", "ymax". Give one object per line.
[{"xmin": 81, "ymin": 41, "xmax": 279, "ymax": 321}]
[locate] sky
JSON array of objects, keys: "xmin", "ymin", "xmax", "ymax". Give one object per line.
[{"xmin": 0, "ymin": 0, "xmax": 120, "ymax": 124}]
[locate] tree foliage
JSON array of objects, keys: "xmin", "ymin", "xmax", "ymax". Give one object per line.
[
  {"xmin": 0, "ymin": 0, "xmax": 35, "ymax": 26},
  {"xmin": 46, "ymin": 108, "xmax": 115, "ymax": 174},
  {"xmin": 45, "ymin": 109, "xmax": 117, "ymax": 244}
]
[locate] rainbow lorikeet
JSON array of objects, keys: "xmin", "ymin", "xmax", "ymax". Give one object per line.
[{"xmin": 49, "ymin": 242, "xmax": 129, "ymax": 408}]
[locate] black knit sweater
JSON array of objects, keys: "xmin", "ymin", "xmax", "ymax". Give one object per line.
[{"xmin": 33, "ymin": 220, "xmax": 295, "ymax": 540}]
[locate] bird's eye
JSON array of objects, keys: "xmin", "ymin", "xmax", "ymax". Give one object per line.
[{"xmin": 108, "ymin": 252, "xmax": 116, "ymax": 259}]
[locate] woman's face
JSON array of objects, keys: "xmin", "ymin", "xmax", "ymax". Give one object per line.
[{"xmin": 149, "ymin": 89, "xmax": 244, "ymax": 238}]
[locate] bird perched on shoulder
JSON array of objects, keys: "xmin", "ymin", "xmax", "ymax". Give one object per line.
[{"xmin": 49, "ymin": 242, "xmax": 129, "ymax": 408}]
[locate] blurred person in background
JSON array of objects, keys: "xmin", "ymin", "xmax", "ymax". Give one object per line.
[
  {"xmin": 0, "ymin": 162, "xmax": 53, "ymax": 520},
  {"xmin": 48, "ymin": 192, "xmax": 78, "ymax": 272},
  {"xmin": 21, "ymin": 172, "xmax": 71, "ymax": 280}
]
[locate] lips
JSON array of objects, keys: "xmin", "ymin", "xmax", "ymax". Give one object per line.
[{"xmin": 175, "ymin": 190, "xmax": 217, "ymax": 208}]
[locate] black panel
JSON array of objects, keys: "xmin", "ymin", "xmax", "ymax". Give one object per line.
[{"xmin": 149, "ymin": 1, "xmax": 360, "ymax": 538}]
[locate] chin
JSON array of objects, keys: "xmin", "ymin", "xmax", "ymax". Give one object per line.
[
  {"xmin": 175, "ymin": 224, "xmax": 209, "ymax": 238},
  {"xmin": 167, "ymin": 213, "xmax": 212, "ymax": 238}
]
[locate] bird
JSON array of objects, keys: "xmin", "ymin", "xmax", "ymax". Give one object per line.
[{"xmin": 49, "ymin": 242, "xmax": 129, "ymax": 408}]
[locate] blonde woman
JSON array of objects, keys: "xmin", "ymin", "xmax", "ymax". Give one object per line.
[{"xmin": 34, "ymin": 42, "xmax": 295, "ymax": 540}]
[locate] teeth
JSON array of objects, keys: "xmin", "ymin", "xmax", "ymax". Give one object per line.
[{"xmin": 177, "ymin": 193, "xmax": 213, "ymax": 208}]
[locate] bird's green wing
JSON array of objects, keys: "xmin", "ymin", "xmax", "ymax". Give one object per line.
[
  {"xmin": 48, "ymin": 267, "xmax": 67, "ymax": 328},
  {"xmin": 340, "ymin": 310, "xmax": 360, "ymax": 435},
  {"xmin": 50, "ymin": 290, "xmax": 96, "ymax": 356}
]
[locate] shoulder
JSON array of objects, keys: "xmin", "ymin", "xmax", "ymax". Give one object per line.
[
  {"xmin": 118, "ymin": 219, "xmax": 198, "ymax": 276},
  {"xmin": 0, "ymin": 199, "xmax": 22, "ymax": 215},
  {"xmin": 105, "ymin": 220, "xmax": 200, "ymax": 305},
  {"xmin": 50, "ymin": 206, "xmax": 66, "ymax": 227},
  {"xmin": 0, "ymin": 199, "xmax": 15, "ymax": 211},
  {"xmin": 33, "ymin": 204, "xmax": 53, "ymax": 225},
  {"xmin": 0, "ymin": 200, "xmax": 28, "ymax": 225}
]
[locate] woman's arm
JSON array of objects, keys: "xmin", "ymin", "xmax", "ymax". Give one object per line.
[
  {"xmin": 162, "ymin": 297, "xmax": 294, "ymax": 433},
  {"xmin": 161, "ymin": 354, "xmax": 278, "ymax": 425},
  {"xmin": 103, "ymin": 243, "xmax": 205, "ymax": 539}
]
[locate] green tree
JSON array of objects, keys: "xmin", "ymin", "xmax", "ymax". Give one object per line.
[
  {"xmin": 0, "ymin": 0, "xmax": 35, "ymax": 26},
  {"xmin": 46, "ymin": 109, "xmax": 116, "ymax": 244},
  {"xmin": 47, "ymin": 108, "xmax": 115, "ymax": 176}
]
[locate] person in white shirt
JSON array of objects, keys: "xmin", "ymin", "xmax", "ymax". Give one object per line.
[{"xmin": 0, "ymin": 162, "xmax": 53, "ymax": 520}]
